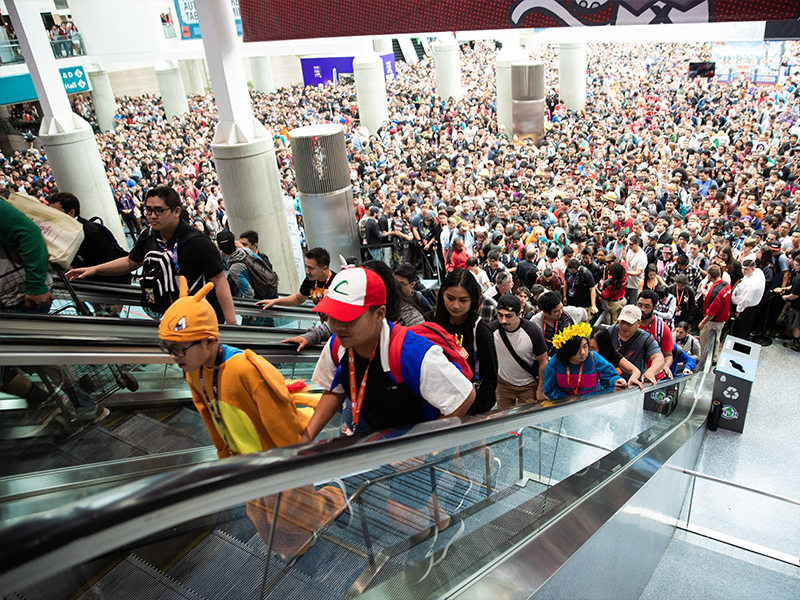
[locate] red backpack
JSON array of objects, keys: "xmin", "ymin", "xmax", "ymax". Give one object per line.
[{"xmin": 329, "ymin": 322, "xmax": 474, "ymax": 384}]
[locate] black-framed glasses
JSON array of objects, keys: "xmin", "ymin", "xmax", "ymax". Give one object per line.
[
  {"xmin": 143, "ymin": 206, "xmax": 175, "ymax": 217},
  {"xmin": 159, "ymin": 340, "xmax": 202, "ymax": 357}
]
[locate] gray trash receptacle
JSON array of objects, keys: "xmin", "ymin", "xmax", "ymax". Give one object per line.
[{"xmin": 713, "ymin": 336, "xmax": 761, "ymax": 433}]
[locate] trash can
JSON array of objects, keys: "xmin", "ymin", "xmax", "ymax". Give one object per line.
[{"xmin": 712, "ymin": 336, "xmax": 761, "ymax": 433}]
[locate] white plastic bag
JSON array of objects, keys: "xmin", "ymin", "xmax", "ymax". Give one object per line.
[{"xmin": 6, "ymin": 191, "xmax": 85, "ymax": 268}]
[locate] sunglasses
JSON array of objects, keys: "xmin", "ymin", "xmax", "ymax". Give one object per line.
[{"xmin": 159, "ymin": 340, "xmax": 202, "ymax": 358}]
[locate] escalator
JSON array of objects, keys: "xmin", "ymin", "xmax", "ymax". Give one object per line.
[
  {"xmin": 0, "ymin": 346, "xmax": 716, "ymax": 600},
  {"xmin": 0, "ymin": 321, "xmax": 329, "ymax": 526}
]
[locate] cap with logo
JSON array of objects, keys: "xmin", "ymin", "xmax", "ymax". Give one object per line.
[{"xmin": 313, "ymin": 267, "xmax": 387, "ymax": 322}]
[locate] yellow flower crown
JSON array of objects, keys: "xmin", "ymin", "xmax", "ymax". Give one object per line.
[{"xmin": 552, "ymin": 321, "xmax": 593, "ymax": 350}]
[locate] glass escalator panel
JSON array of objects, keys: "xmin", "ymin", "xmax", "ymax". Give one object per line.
[{"xmin": 0, "ymin": 373, "xmax": 707, "ymax": 600}]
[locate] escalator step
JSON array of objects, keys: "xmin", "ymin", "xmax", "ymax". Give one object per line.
[
  {"xmin": 77, "ymin": 555, "xmax": 204, "ymax": 600},
  {"xmin": 163, "ymin": 408, "xmax": 212, "ymax": 445},
  {"xmin": 0, "ymin": 437, "xmax": 82, "ymax": 477},
  {"xmin": 109, "ymin": 414, "xmax": 207, "ymax": 454},
  {"xmin": 169, "ymin": 529, "xmax": 333, "ymax": 600},
  {"xmin": 58, "ymin": 427, "xmax": 148, "ymax": 463}
]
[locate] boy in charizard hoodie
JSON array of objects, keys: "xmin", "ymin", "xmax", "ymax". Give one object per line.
[{"xmin": 158, "ymin": 277, "xmax": 346, "ymax": 559}]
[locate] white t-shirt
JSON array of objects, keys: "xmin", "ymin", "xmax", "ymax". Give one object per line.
[{"xmin": 626, "ymin": 248, "xmax": 648, "ymax": 290}]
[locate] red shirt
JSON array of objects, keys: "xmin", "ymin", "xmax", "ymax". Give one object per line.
[
  {"xmin": 640, "ymin": 317, "xmax": 674, "ymax": 355},
  {"xmin": 703, "ymin": 280, "xmax": 732, "ymax": 323}
]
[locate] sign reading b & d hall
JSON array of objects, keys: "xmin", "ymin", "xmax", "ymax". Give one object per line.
[{"xmin": 59, "ymin": 66, "xmax": 92, "ymax": 94}]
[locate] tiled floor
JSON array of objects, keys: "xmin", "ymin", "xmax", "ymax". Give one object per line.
[{"xmin": 641, "ymin": 341, "xmax": 800, "ymax": 599}]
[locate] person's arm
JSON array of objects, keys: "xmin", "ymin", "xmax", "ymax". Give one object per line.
[
  {"xmin": 300, "ymin": 392, "xmax": 345, "ymax": 442},
  {"xmin": 589, "ymin": 285, "xmax": 598, "ymax": 314},
  {"xmin": 473, "ymin": 323, "xmax": 498, "ymax": 412},
  {"xmin": 536, "ymin": 352, "xmax": 548, "ymax": 402},
  {"xmin": 618, "ymin": 357, "xmax": 643, "ymax": 389},
  {"xmin": 257, "ymin": 291, "xmax": 307, "ymax": 309},
  {"xmin": 543, "ymin": 357, "xmax": 568, "ymax": 399},
  {"xmin": 209, "ymin": 270, "xmax": 237, "ymax": 325},
  {"xmin": 66, "ymin": 256, "xmax": 140, "ymax": 280},
  {"xmin": 643, "ymin": 351, "xmax": 666, "ymax": 386},
  {"xmin": 439, "ymin": 388, "xmax": 475, "ymax": 418},
  {"xmin": 282, "ymin": 321, "xmax": 333, "ymax": 351},
  {"xmin": 593, "ymin": 353, "xmax": 625, "ymax": 393}
]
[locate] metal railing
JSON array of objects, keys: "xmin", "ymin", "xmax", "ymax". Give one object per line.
[
  {"xmin": 0, "ymin": 41, "xmax": 24, "ymax": 65},
  {"xmin": 0, "ymin": 34, "xmax": 86, "ymax": 64}
]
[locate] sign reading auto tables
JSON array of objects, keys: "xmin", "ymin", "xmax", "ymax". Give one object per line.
[{"xmin": 59, "ymin": 66, "xmax": 92, "ymax": 94}]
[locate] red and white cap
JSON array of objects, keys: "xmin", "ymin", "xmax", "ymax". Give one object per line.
[{"xmin": 313, "ymin": 267, "xmax": 387, "ymax": 322}]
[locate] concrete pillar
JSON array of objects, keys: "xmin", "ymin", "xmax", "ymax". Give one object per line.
[
  {"xmin": 155, "ymin": 60, "xmax": 189, "ymax": 119},
  {"xmin": 5, "ymin": 0, "xmax": 126, "ymax": 245},
  {"xmin": 194, "ymin": 0, "xmax": 298, "ymax": 293},
  {"xmin": 432, "ymin": 35, "xmax": 461, "ymax": 101},
  {"xmin": 249, "ymin": 55, "xmax": 275, "ymax": 94},
  {"xmin": 352, "ymin": 52, "xmax": 388, "ymax": 137},
  {"xmin": 0, "ymin": 105, "xmax": 10, "ymax": 119},
  {"xmin": 290, "ymin": 125, "xmax": 360, "ymax": 263},
  {"xmin": 559, "ymin": 42, "xmax": 586, "ymax": 112},
  {"xmin": 495, "ymin": 43, "xmax": 528, "ymax": 139},
  {"xmin": 179, "ymin": 58, "xmax": 207, "ymax": 95},
  {"xmin": 87, "ymin": 64, "xmax": 117, "ymax": 133},
  {"xmin": 511, "ymin": 61, "xmax": 545, "ymax": 146},
  {"xmin": 373, "ymin": 38, "xmax": 393, "ymax": 54}
]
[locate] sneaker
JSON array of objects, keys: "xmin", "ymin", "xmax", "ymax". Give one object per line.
[
  {"xmin": 75, "ymin": 405, "xmax": 110, "ymax": 425},
  {"xmin": 784, "ymin": 341, "xmax": 800, "ymax": 352},
  {"xmin": 17, "ymin": 403, "xmax": 60, "ymax": 438}
]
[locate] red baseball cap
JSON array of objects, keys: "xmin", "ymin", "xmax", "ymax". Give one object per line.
[{"xmin": 313, "ymin": 267, "xmax": 387, "ymax": 322}]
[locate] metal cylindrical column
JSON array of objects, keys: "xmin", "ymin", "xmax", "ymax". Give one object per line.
[
  {"xmin": 511, "ymin": 61, "xmax": 545, "ymax": 146},
  {"xmin": 352, "ymin": 52, "xmax": 388, "ymax": 137},
  {"xmin": 155, "ymin": 60, "xmax": 189, "ymax": 119},
  {"xmin": 495, "ymin": 44, "xmax": 528, "ymax": 138},
  {"xmin": 559, "ymin": 42, "xmax": 586, "ymax": 112},
  {"xmin": 432, "ymin": 35, "xmax": 461, "ymax": 101},
  {"xmin": 289, "ymin": 124, "xmax": 360, "ymax": 262},
  {"xmin": 250, "ymin": 56, "xmax": 275, "ymax": 94},
  {"xmin": 87, "ymin": 64, "xmax": 117, "ymax": 132}
]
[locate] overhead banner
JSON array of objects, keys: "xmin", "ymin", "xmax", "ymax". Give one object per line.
[
  {"xmin": 174, "ymin": 0, "xmax": 242, "ymax": 40},
  {"xmin": 300, "ymin": 53, "xmax": 396, "ymax": 87},
  {"xmin": 239, "ymin": 0, "xmax": 800, "ymax": 42}
]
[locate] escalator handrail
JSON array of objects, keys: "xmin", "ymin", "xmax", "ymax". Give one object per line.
[{"xmin": 0, "ymin": 374, "xmax": 700, "ymax": 594}]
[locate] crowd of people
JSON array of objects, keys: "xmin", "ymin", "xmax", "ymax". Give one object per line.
[{"xmin": 2, "ymin": 38, "xmax": 800, "ymax": 435}]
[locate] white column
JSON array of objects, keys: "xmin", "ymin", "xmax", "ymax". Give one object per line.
[
  {"xmin": 87, "ymin": 64, "xmax": 118, "ymax": 133},
  {"xmin": 155, "ymin": 60, "xmax": 189, "ymax": 120},
  {"xmin": 559, "ymin": 42, "xmax": 586, "ymax": 112},
  {"xmin": 5, "ymin": 0, "xmax": 126, "ymax": 245},
  {"xmin": 193, "ymin": 0, "xmax": 298, "ymax": 293},
  {"xmin": 373, "ymin": 38, "xmax": 393, "ymax": 54},
  {"xmin": 352, "ymin": 51, "xmax": 388, "ymax": 137},
  {"xmin": 180, "ymin": 58, "xmax": 207, "ymax": 95},
  {"xmin": 495, "ymin": 43, "xmax": 528, "ymax": 137},
  {"xmin": 432, "ymin": 35, "xmax": 461, "ymax": 101},
  {"xmin": 249, "ymin": 55, "xmax": 275, "ymax": 94}
]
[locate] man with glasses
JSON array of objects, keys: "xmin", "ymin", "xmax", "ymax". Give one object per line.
[
  {"xmin": 67, "ymin": 185, "xmax": 236, "ymax": 325},
  {"xmin": 67, "ymin": 186, "xmax": 236, "ymax": 324}
]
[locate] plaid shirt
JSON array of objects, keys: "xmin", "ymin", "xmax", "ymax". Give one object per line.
[
  {"xmin": 664, "ymin": 262, "xmax": 703, "ymax": 291},
  {"xmin": 480, "ymin": 296, "xmax": 497, "ymax": 324}
]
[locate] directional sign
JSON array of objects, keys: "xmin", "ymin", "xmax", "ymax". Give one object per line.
[{"xmin": 59, "ymin": 66, "xmax": 92, "ymax": 95}]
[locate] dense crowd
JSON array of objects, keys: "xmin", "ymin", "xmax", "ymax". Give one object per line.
[{"xmin": 2, "ymin": 39, "xmax": 800, "ymax": 414}]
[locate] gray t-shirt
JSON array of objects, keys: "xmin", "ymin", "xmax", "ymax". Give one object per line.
[
  {"xmin": 489, "ymin": 319, "xmax": 548, "ymax": 386},
  {"xmin": 608, "ymin": 325, "xmax": 661, "ymax": 378}
]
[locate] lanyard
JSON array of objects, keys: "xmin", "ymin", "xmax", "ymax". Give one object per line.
[
  {"xmin": 348, "ymin": 345, "xmax": 377, "ymax": 427},
  {"xmin": 199, "ymin": 347, "xmax": 232, "ymax": 451},
  {"xmin": 157, "ymin": 237, "xmax": 180, "ymax": 272},
  {"xmin": 567, "ymin": 360, "xmax": 585, "ymax": 395},
  {"xmin": 675, "ymin": 287, "xmax": 684, "ymax": 310},
  {"xmin": 544, "ymin": 318, "xmax": 561, "ymax": 345},
  {"xmin": 311, "ymin": 271, "xmax": 333, "ymax": 303}
]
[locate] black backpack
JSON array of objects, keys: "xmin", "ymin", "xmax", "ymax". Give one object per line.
[
  {"xmin": 88, "ymin": 216, "xmax": 129, "ymax": 260},
  {"xmin": 140, "ymin": 241, "xmax": 181, "ymax": 316},
  {"xmin": 233, "ymin": 253, "xmax": 279, "ymax": 300}
]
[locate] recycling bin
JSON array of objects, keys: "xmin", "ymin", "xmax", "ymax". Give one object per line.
[{"xmin": 712, "ymin": 336, "xmax": 761, "ymax": 433}]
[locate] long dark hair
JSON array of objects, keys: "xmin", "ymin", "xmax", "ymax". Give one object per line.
[
  {"xmin": 608, "ymin": 261, "xmax": 626, "ymax": 291},
  {"xmin": 433, "ymin": 268, "xmax": 480, "ymax": 327},
  {"xmin": 556, "ymin": 335, "xmax": 587, "ymax": 365},
  {"xmin": 590, "ymin": 327, "xmax": 616, "ymax": 364}
]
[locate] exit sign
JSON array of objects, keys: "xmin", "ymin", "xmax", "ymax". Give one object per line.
[{"xmin": 59, "ymin": 66, "xmax": 92, "ymax": 95}]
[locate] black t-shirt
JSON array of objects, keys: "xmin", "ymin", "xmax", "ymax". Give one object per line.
[
  {"xmin": 298, "ymin": 270, "xmax": 336, "ymax": 304},
  {"xmin": 129, "ymin": 220, "xmax": 225, "ymax": 321},
  {"xmin": 442, "ymin": 316, "xmax": 498, "ymax": 414},
  {"xmin": 791, "ymin": 272, "xmax": 800, "ymax": 310},
  {"xmin": 365, "ymin": 218, "xmax": 384, "ymax": 247},
  {"xmin": 565, "ymin": 266, "xmax": 595, "ymax": 308},
  {"xmin": 516, "ymin": 259, "xmax": 538, "ymax": 288},
  {"xmin": 343, "ymin": 351, "xmax": 425, "ymax": 431}
]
